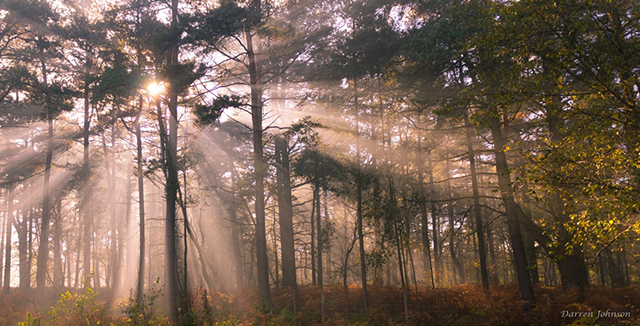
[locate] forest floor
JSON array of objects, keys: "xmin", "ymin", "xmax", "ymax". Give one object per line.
[{"xmin": 0, "ymin": 283, "xmax": 638, "ymax": 325}]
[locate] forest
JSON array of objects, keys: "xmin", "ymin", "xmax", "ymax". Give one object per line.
[{"xmin": 0, "ymin": 0, "xmax": 638, "ymax": 325}]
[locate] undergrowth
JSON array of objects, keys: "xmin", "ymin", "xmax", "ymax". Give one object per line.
[{"xmin": 6, "ymin": 284, "xmax": 640, "ymax": 325}]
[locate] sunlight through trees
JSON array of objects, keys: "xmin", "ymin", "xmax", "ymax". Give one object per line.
[{"xmin": 0, "ymin": 0, "xmax": 638, "ymax": 325}]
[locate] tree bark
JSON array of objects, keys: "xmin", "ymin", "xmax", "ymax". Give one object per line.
[
  {"xmin": 53, "ymin": 196, "xmax": 63, "ymax": 288},
  {"xmin": 18, "ymin": 208, "xmax": 29, "ymax": 290},
  {"xmin": 485, "ymin": 208, "xmax": 499, "ymax": 285},
  {"xmin": 37, "ymin": 116, "xmax": 53, "ymax": 292},
  {"xmin": 229, "ymin": 192, "xmax": 244, "ymax": 289},
  {"xmin": 310, "ymin": 189, "xmax": 316, "ymax": 286},
  {"xmin": 354, "ymin": 77, "xmax": 368, "ymax": 311},
  {"xmin": 428, "ymin": 166, "xmax": 441, "ymax": 286},
  {"xmin": 2, "ymin": 182, "xmax": 14, "ymax": 295},
  {"xmin": 82, "ymin": 79, "xmax": 92, "ymax": 290},
  {"xmin": 0, "ymin": 193, "xmax": 5, "ymax": 289},
  {"xmin": 316, "ymin": 187, "xmax": 323, "ymax": 289},
  {"xmin": 463, "ymin": 112, "xmax": 489, "ymax": 290},
  {"xmin": 445, "ymin": 162, "xmax": 464, "ymax": 284},
  {"xmin": 135, "ymin": 108, "xmax": 146, "ymax": 303},
  {"xmin": 245, "ymin": 18, "xmax": 271, "ymax": 307},
  {"xmin": 164, "ymin": 0, "xmax": 181, "ymax": 321},
  {"xmin": 487, "ymin": 110, "xmax": 535, "ymax": 312},
  {"xmin": 275, "ymin": 136, "xmax": 296, "ymax": 291}
]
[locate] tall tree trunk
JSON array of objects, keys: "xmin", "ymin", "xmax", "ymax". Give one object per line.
[
  {"xmin": 135, "ymin": 109, "xmax": 146, "ymax": 303},
  {"xmin": 82, "ymin": 80, "xmax": 92, "ymax": 290},
  {"xmin": 621, "ymin": 251, "xmax": 629, "ymax": 286},
  {"xmin": 546, "ymin": 105, "xmax": 589, "ymax": 292},
  {"xmin": 485, "ymin": 207, "xmax": 499, "ymax": 285},
  {"xmin": 598, "ymin": 254, "xmax": 606, "ymax": 286},
  {"xmin": 66, "ymin": 207, "xmax": 75, "ymax": 288},
  {"xmin": 229, "ymin": 191, "xmax": 243, "ymax": 289},
  {"xmin": 118, "ymin": 156, "xmax": 132, "ymax": 290},
  {"xmin": 133, "ymin": 7, "xmax": 146, "ymax": 303},
  {"xmin": 445, "ymin": 163, "xmax": 464, "ymax": 284},
  {"xmin": 523, "ymin": 234, "xmax": 539, "ymax": 285},
  {"xmin": 0, "ymin": 193, "xmax": 5, "ymax": 289},
  {"xmin": 316, "ymin": 187, "xmax": 324, "ymax": 321},
  {"xmin": 192, "ymin": 217, "xmax": 215, "ymax": 292},
  {"xmin": 164, "ymin": 0, "xmax": 180, "ymax": 321},
  {"xmin": 464, "ymin": 112, "xmax": 489, "ymax": 290},
  {"xmin": 181, "ymin": 170, "xmax": 189, "ymax": 313},
  {"xmin": 488, "ymin": 111, "xmax": 535, "ymax": 312},
  {"xmin": 605, "ymin": 248, "xmax": 622, "ymax": 287},
  {"xmin": 419, "ymin": 200, "xmax": 434, "ymax": 288},
  {"xmin": 418, "ymin": 135, "xmax": 435, "ymax": 288},
  {"xmin": 104, "ymin": 129, "xmax": 119, "ymax": 292},
  {"xmin": 310, "ymin": 188, "xmax": 316, "ymax": 286},
  {"xmin": 428, "ymin": 166, "xmax": 441, "ymax": 286},
  {"xmin": 27, "ymin": 206, "xmax": 33, "ymax": 285},
  {"xmin": 75, "ymin": 212, "xmax": 81, "ymax": 289},
  {"xmin": 53, "ymin": 196, "xmax": 63, "ymax": 288},
  {"xmin": 447, "ymin": 202, "xmax": 462, "ymax": 284},
  {"xmin": 2, "ymin": 182, "xmax": 14, "ymax": 295},
  {"xmin": 354, "ymin": 77, "xmax": 368, "ymax": 311},
  {"xmin": 389, "ymin": 179, "xmax": 408, "ymax": 322},
  {"xmin": 245, "ymin": 1, "xmax": 270, "ymax": 305},
  {"xmin": 93, "ymin": 231, "xmax": 100, "ymax": 289},
  {"xmin": 275, "ymin": 136, "xmax": 296, "ymax": 292},
  {"xmin": 323, "ymin": 193, "xmax": 331, "ymax": 282},
  {"xmin": 37, "ymin": 117, "xmax": 53, "ymax": 292},
  {"xmin": 18, "ymin": 208, "xmax": 29, "ymax": 290},
  {"xmin": 316, "ymin": 186, "xmax": 323, "ymax": 289},
  {"xmin": 272, "ymin": 218, "xmax": 279, "ymax": 289}
]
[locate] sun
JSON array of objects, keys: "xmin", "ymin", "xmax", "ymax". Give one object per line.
[{"xmin": 147, "ymin": 82, "xmax": 165, "ymax": 96}]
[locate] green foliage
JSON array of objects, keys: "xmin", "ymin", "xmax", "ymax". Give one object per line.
[
  {"xmin": 317, "ymin": 1, "xmax": 401, "ymax": 81},
  {"xmin": 93, "ymin": 50, "xmax": 139, "ymax": 105},
  {"xmin": 120, "ymin": 280, "xmax": 169, "ymax": 326},
  {"xmin": 17, "ymin": 312, "xmax": 38, "ymax": 326},
  {"xmin": 160, "ymin": 62, "xmax": 206, "ymax": 95},
  {"xmin": 292, "ymin": 148, "xmax": 347, "ymax": 192},
  {"xmin": 187, "ymin": 0, "xmax": 262, "ymax": 47},
  {"xmin": 31, "ymin": 82, "xmax": 75, "ymax": 120},
  {"xmin": 0, "ymin": 0, "xmax": 56, "ymax": 26},
  {"xmin": 46, "ymin": 286, "xmax": 113, "ymax": 326},
  {"xmin": 285, "ymin": 117, "xmax": 324, "ymax": 146},
  {"xmin": 194, "ymin": 95, "xmax": 245, "ymax": 127}
]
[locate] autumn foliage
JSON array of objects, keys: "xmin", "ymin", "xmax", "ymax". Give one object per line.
[
  {"xmin": 2, "ymin": 284, "xmax": 639, "ymax": 325},
  {"xmin": 186, "ymin": 284, "xmax": 639, "ymax": 325}
]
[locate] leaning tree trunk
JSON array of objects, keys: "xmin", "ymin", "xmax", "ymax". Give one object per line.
[
  {"xmin": 546, "ymin": 101, "xmax": 590, "ymax": 292},
  {"xmin": 487, "ymin": 110, "xmax": 535, "ymax": 312}
]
